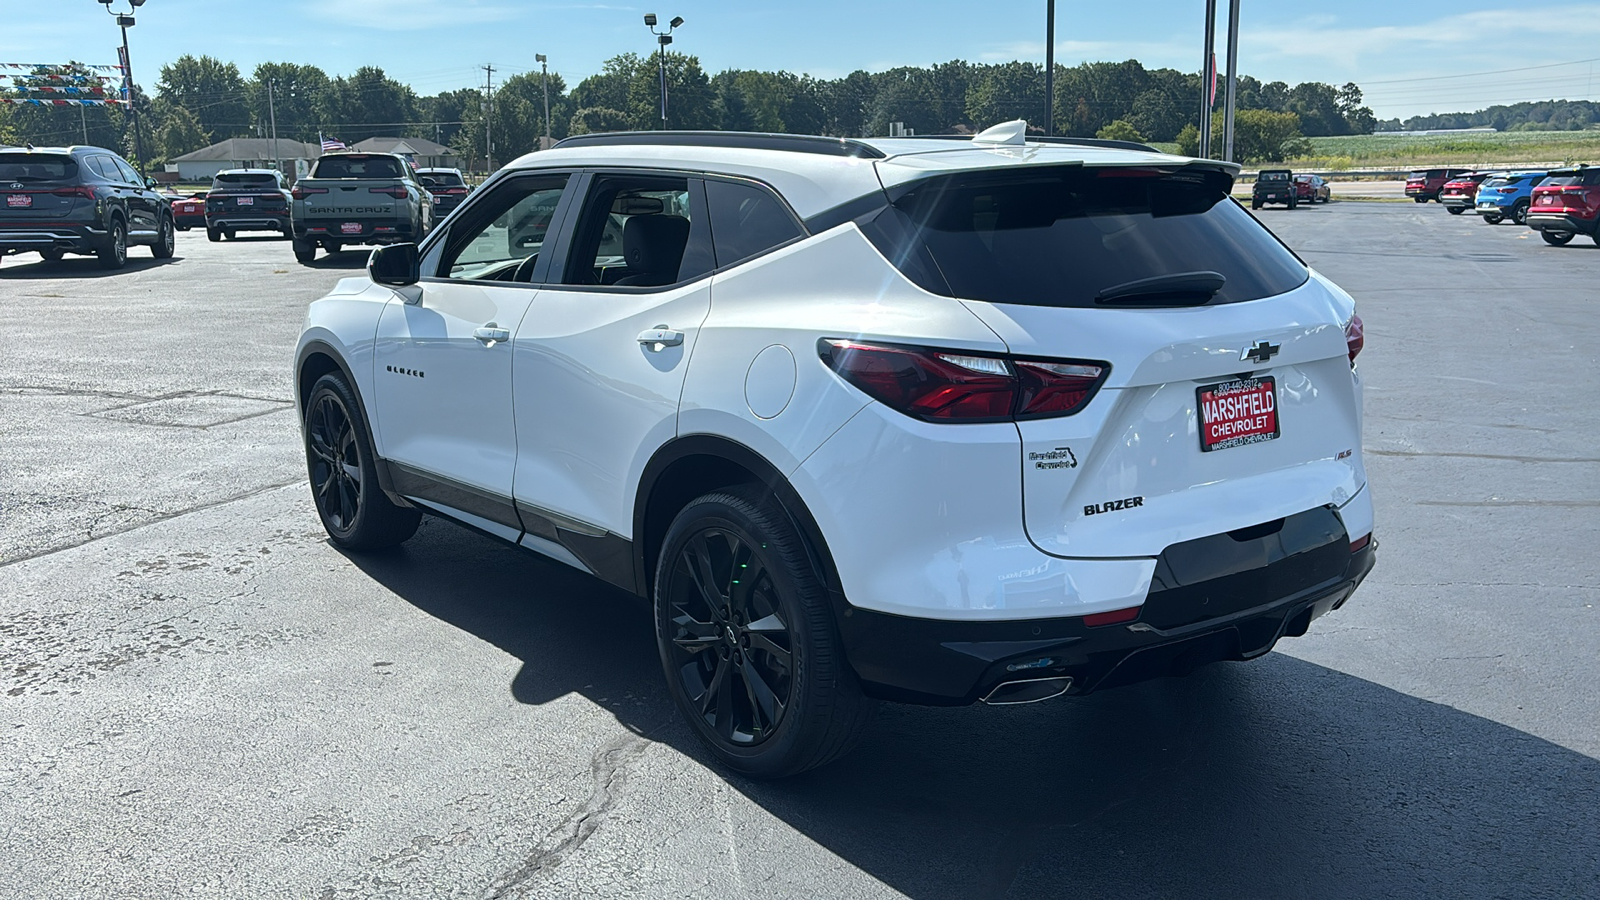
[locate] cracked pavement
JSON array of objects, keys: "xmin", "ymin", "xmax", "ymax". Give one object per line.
[{"xmin": 2, "ymin": 207, "xmax": 1598, "ymax": 898}]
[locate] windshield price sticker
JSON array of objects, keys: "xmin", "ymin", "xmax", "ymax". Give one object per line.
[{"xmin": 1198, "ymin": 376, "xmax": 1279, "ymax": 452}]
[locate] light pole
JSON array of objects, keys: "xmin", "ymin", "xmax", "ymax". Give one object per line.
[
  {"xmin": 96, "ymin": 0, "xmax": 147, "ymax": 176},
  {"xmin": 536, "ymin": 53, "xmax": 551, "ymax": 148},
  {"xmin": 643, "ymin": 13, "xmax": 684, "ymax": 129},
  {"xmin": 1044, "ymin": 0, "xmax": 1054, "ymax": 135}
]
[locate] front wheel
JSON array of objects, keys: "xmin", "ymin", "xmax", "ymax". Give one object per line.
[
  {"xmin": 1510, "ymin": 200, "xmax": 1530, "ymax": 225},
  {"xmin": 655, "ymin": 486, "xmax": 873, "ymax": 778},
  {"xmin": 293, "ymin": 238, "xmax": 317, "ymax": 265},
  {"xmin": 152, "ymin": 215, "xmax": 175, "ymax": 259},
  {"xmin": 303, "ymin": 373, "xmax": 420, "ymax": 550},
  {"xmin": 97, "ymin": 218, "xmax": 127, "ymax": 269},
  {"xmin": 1541, "ymin": 230, "xmax": 1575, "ymax": 246}
]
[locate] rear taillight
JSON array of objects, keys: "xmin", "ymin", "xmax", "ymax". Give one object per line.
[
  {"xmin": 51, "ymin": 186, "xmax": 96, "ymax": 200},
  {"xmin": 369, "ymin": 186, "xmax": 409, "ymax": 198},
  {"xmin": 1498, "ymin": 187, "xmax": 1517, "ymax": 194},
  {"xmin": 1345, "ymin": 312, "xmax": 1364, "ymax": 365},
  {"xmin": 819, "ymin": 339, "xmax": 1108, "ymax": 422},
  {"xmin": 292, "ymin": 186, "xmax": 328, "ymax": 200}
]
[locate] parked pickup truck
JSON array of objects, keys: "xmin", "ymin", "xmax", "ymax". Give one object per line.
[{"xmin": 290, "ymin": 152, "xmax": 432, "ymax": 264}]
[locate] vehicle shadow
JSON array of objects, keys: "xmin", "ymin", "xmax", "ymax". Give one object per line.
[
  {"xmin": 304, "ymin": 250, "xmax": 372, "ymax": 270},
  {"xmin": 348, "ymin": 519, "xmax": 1600, "ymax": 899},
  {"xmin": 0, "ymin": 255, "xmax": 183, "ymax": 278}
]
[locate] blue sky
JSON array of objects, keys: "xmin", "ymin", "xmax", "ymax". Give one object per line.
[{"xmin": 4, "ymin": 1, "xmax": 1599, "ymax": 120}]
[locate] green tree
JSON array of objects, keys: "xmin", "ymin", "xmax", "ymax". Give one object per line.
[
  {"xmin": 1096, "ymin": 119, "xmax": 1145, "ymax": 142},
  {"xmin": 567, "ymin": 107, "xmax": 633, "ymax": 135},
  {"xmin": 1175, "ymin": 122, "xmax": 1201, "ymax": 156},
  {"xmin": 319, "ymin": 67, "xmax": 417, "ymax": 143},
  {"xmin": 157, "ymin": 104, "xmax": 208, "ymax": 159},
  {"xmin": 157, "ymin": 56, "xmax": 249, "ymax": 139},
  {"xmin": 570, "ymin": 55, "xmax": 644, "ymax": 117},
  {"xmin": 249, "ymin": 63, "xmax": 330, "ymax": 143},
  {"xmin": 966, "ymin": 62, "xmax": 1045, "ymax": 129},
  {"xmin": 3, "ymin": 63, "xmax": 127, "ymax": 153},
  {"xmin": 1212, "ymin": 109, "xmax": 1308, "ymax": 163},
  {"xmin": 626, "ymin": 52, "xmax": 718, "ymax": 130}
]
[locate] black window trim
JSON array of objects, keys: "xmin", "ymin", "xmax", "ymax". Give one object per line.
[{"xmin": 419, "ymin": 169, "xmax": 583, "ymax": 289}]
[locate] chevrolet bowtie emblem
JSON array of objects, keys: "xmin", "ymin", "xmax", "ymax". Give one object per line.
[{"xmin": 1242, "ymin": 340, "xmax": 1280, "ymax": 364}]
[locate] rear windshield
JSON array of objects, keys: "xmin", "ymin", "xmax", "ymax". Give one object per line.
[
  {"xmin": 0, "ymin": 153, "xmax": 77, "ymax": 182},
  {"xmin": 861, "ymin": 165, "xmax": 1308, "ymax": 309},
  {"xmin": 421, "ymin": 172, "xmax": 465, "ymax": 187},
  {"xmin": 1542, "ymin": 170, "xmax": 1600, "ymax": 187},
  {"xmin": 1480, "ymin": 177, "xmax": 1507, "ymax": 189},
  {"xmin": 313, "ymin": 155, "xmax": 402, "ymax": 179},
  {"xmin": 213, "ymin": 173, "xmax": 279, "ymax": 188},
  {"xmin": 1258, "ymin": 171, "xmax": 1290, "ymax": 181}
]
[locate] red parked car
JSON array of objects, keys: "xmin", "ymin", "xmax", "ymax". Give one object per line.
[
  {"xmin": 1439, "ymin": 172, "xmax": 1492, "ymax": 215},
  {"xmin": 1294, "ymin": 174, "xmax": 1331, "ymax": 204},
  {"xmin": 170, "ymin": 192, "xmax": 207, "ymax": 230},
  {"xmin": 1526, "ymin": 164, "xmax": 1600, "ymax": 246},
  {"xmin": 1406, "ymin": 167, "xmax": 1473, "ymax": 203}
]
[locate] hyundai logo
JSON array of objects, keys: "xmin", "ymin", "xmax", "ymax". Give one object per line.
[
  {"xmin": 8, "ymin": 183, "xmax": 21, "ymax": 190},
  {"xmin": 1241, "ymin": 340, "xmax": 1280, "ymax": 364}
]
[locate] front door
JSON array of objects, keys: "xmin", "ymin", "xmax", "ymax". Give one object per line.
[
  {"xmin": 371, "ymin": 172, "xmax": 576, "ymax": 535},
  {"xmin": 511, "ymin": 172, "xmax": 716, "ymax": 548}
]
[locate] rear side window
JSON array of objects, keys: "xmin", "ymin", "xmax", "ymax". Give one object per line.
[
  {"xmin": 0, "ymin": 154, "xmax": 77, "ymax": 182},
  {"xmin": 861, "ymin": 165, "xmax": 1308, "ymax": 309},
  {"xmin": 705, "ymin": 179, "xmax": 804, "ymax": 268},
  {"xmin": 213, "ymin": 173, "xmax": 279, "ymax": 188},
  {"xmin": 313, "ymin": 155, "xmax": 402, "ymax": 179}
]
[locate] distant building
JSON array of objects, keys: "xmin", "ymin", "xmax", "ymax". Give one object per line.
[
  {"xmin": 169, "ymin": 138, "xmax": 321, "ymax": 182},
  {"xmin": 349, "ymin": 137, "xmax": 460, "ymax": 169}
]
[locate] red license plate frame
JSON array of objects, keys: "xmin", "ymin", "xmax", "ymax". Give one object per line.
[
  {"xmin": 6, "ymin": 194, "xmax": 32, "ymax": 208},
  {"xmin": 1197, "ymin": 376, "xmax": 1279, "ymax": 452},
  {"xmin": 340, "ymin": 222, "xmax": 363, "ymax": 234}
]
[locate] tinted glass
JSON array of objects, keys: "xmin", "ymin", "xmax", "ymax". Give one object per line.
[
  {"xmin": 313, "ymin": 155, "xmax": 402, "ymax": 179},
  {"xmin": 421, "ymin": 172, "xmax": 466, "ymax": 187},
  {"xmin": 214, "ymin": 173, "xmax": 280, "ymax": 188},
  {"xmin": 562, "ymin": 175, "xmax": 713, "ymax": 287},
  {"xmin": 1543, "ymin": 174, "xmax": 1580, "ymax": 186},
  {"xmin": 113, "ymin": 158, "xmax": 141, "ymax": 185},
  {"xmin": 1480, "ymin": 177, "xmax": 1508, "ymax": 189},
  {"xmin": 705, "ymin": 179, "xmax": 804, "ymax": 268},
  {"xmin": 1259, "ymin": 171, "xmax": 1290, "ymax": 182},
  {"xmin": 863, "ymin": 165, "xmax": 1308, "ymax": 309},
  {"xmin": 438, "ymin": 174, "xmax": 570, "ymax": 282},
  {"xmin": 0, "ymin": 154, "xmax": 78, "ymax": 182}
]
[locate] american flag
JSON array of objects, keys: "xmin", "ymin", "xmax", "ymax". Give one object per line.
[{"xmin": 320, "ymin": 134, "xmax": 346, "ymax": 152}]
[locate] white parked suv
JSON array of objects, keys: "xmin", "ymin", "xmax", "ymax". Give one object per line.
[{"xmin": 294, "ymin": 123, "xmax": 1376, "ymax": 777}]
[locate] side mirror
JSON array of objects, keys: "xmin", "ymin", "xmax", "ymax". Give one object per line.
[
  {"xmin": 145, "ymin": 176, "xmax": 159, "ymax": 188},
  {"xmin": 369, "ymin": 243, "xmax": 420, "ymax": 287}
]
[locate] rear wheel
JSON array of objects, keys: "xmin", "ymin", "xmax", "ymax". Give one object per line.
[
  {"xmin": 151, "ymin": 215, "xmax": 175, "ymax": 259},
  {"xmin": 1541, "ymin": 230, "xmax": 1575, "ymax": 246},
  {"xmin": 40, "ymin": 248, "xmax": 64, "ymax": 262},
  {"xmin": 293, "ymin": 238, "xmax": 317, "ymax": 264},
  {"xmin": 1414, "ymin": 196, "xmax": 1428, "ymax": 203},
  {"xmin": 224, "ymin": 229, "xmax": 236, "ymax": 241},
  {"xmin": 97, "ymin": 218, "xmax": 127, "ymax": 270},
  {"xmin": 1288, "ymin": 197, "xmax": 1298, "ymax": 210},
  {"xmin": 1447, "ymin": 206, "xmax": 1465, "ymax": 215},
  {"xmin": 1510, "ymin": 200, "xmax": 1530, "ymax": 226},
  {"xmin": 206, "ymin": 226, "xmax": 222, "ymax": 243},
  {"xmin": 1483, "ymin": 213, "xmax": 1504, "ymax": 225},
  {"xmin": 1251, "ymin": 200, "xmax": 1261, "ymax": 210},
  {"xmin": 656, "ymin": 486, "xmax": 873, "ymax": 778},
  {"xmin": 303, "ymin": 373, "xmax": 420, "ymax": 550}
]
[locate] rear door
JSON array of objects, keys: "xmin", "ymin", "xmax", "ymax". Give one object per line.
[{"xmin": 371, "ymin": 172, "xmax": 577, "ymax": 536}]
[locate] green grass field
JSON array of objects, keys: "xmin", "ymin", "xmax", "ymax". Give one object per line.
[{"xmin": 1282, "ymin": 130, "xmax": 1600, "ymax": 169}]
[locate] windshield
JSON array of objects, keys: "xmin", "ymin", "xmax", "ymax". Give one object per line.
[
  {"xmin": 0, "ymin": 154, "xmax": 77, "ymax": 182},
  {"xmin": 213, "ymin": 173, "xmax": 279, "ymax": 188},
  {"xmin": 313, "ymin": 155, "xmax": 402, "ymax": 179},
  {"xmin": 861, "ymin": 165, "xmax": 1308, "ymax": 310},
  {"xmin": 421, "ymin": 172, "xmax": 465, "ymax": 187}
]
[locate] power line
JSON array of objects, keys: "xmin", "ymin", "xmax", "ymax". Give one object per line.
[{"xmin": 1361, "ymin": 57, "xmax": 1600, "ymax": 86}]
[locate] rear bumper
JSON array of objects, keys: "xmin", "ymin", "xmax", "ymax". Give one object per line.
[
  {"xmin": 174, "ymin": 212, "xmax": 206, "ymax": 228},
  {"xmin": 293, "ymin": 216, "xmax": 419, "ymax": 245},
  {"xmin": 208, "ymin": 214, "xmax": 289, "ymax": 232},
  {"xmin": 1526, "ymin": 212, "xmax": 1598, "ymax": 234},
  {"xmin": 836, "ymin": 508, "xmax": 1376, "ymax": 706},
  {"xmin": 1441, "ymin": 195, "xmax": 1475, "ymax": 208},
  {"xmin": 0, "ymin": 223, "xmax": 107, "ymax": 254}
]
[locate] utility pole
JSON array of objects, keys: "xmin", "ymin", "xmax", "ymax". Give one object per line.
[
  {"xmin": 1222, "ymin": 0, "xmax": 1241, "ymax": 162},
  {"xmin": 1044, "ymin": 0, "xmax": 1054, "ymax": 135},
  {"xmin": 537, "ymin": 54, "xmax": 551, "ymax": 149},
  {"xmin": 482, "ymin": 64, "xmax": 496, "ymax": 173},
  {"xmin": 117, "ymin": 20, "xmax": 146, "ymax": 174},
  {"xmin": 267, "ymin": 78, "xmax": 281, "ymax": 178},
  {"xmin": 80, "ymin": 104, "xmax": 89, "ymax": 144},
  {"xmin": 1199, "ymin": 0, "xmax": 1216, "ymax": 158}
]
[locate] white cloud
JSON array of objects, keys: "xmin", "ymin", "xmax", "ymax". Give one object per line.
[{"xmin": 1245, "ymin": 5, "xmax": 1600, "ymax": 64}]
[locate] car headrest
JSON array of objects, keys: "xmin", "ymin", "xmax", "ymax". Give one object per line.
[{"xmin": 622, "ymin": 214, "xmax": 689, "ymax": 275}]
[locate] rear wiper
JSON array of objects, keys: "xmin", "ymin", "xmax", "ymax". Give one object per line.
[{"xmin": 1095, "ymin": 270, "xmax": 1226, "ymax": 306}]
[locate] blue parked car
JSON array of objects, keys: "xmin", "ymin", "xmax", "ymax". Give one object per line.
[{"xmin": 1474, "ymin": 171, "xmax": 1548, "ymax": 225}]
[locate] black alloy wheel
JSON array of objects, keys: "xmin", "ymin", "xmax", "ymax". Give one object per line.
[
  {"xmin": 656, "ymin": 487, "xmax": 872, "ymax": 778},
  {"xmin": 303, "ymin": 373, "xmax": 420, "ymax": 550},
  {"xmin": 152, "ymin": 215, "xmax": 175, "ymax": 259},
  {"xmin": 1510, "ymin": 200, "xmax": 1530, "ymax": 225},
  {"xmin": 98, "ymin": 218, "xmax": 127, "ymax": 270},
  {"xmin": 1541, "ymin": 230, "xmax": 1575, "ymax": 246}
]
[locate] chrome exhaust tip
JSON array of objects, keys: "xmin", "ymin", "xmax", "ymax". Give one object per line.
[{"xmin": 979, "ymin": 676, "xmax": 1074, "ymax": 706}]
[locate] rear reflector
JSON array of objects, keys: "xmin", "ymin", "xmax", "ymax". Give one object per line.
[
  {"xmin": 1345, "ymin": 312, "xmax": 1364, "ymax": 365},
  {"xmin": 1350, "ymin": 533, "xmax": 1372, "ymax": 553},
  {"xmin": 1083, "ymin": 606, "xmax": 1140, "ymax": 627}
]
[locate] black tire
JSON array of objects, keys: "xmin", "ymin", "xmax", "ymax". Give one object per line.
[
  {"xmin": 1484, "ymin": 213, "xmax": 1504, "ymax": 225},
  {"xmin": 97, "ymin": 217, "xmax": 127, "ymax": 270},
  {"xmin": 1541, "ymin": 230, "xmax": 1575, "ymax": 246},
  {"xmin": 1447, "ymin": 206, "xmax": 1465, "ymax": 215},
  {"xmin": 293, "ymin": 238, "xmax": 317, "ymax": 265},
  {"xmin": 1288, "ymin": 197, "xmax": 1298, "ymax": 209},
  {"xmin": 323, "ymin": 241, "xmax": 343, "ymax": 255},
  {"xmin": 224, "ymin": 229, "xmax": 236, "ymax": 241},
  {"xmin": 1510, "ymin": 200, "xmax": 1530, "ymax": 226},
  {"xmin": 655, "ymin": 486, "xmax": 873, "ymax": 778},
  {"xmin": 303, "ymin": 373, "xmax": 420, "ymax": 550},
  {"xmin": 1414, "ymin": 196, "xmax": 1428, "ymax": 203},
  {"xmin": 206, "ymin": 226, "xmax": 222, "ymax": 243},
  {"xmin": 151, "ymin": 214, "xmax": 175, "ymax": 259},
  {"xmin": 39, "ymin": 248, "xmax": 64, "ymax": 262},
  {"xmin": 1251, "ymin": 200, "xmax": 1261, "ymax": 210}
]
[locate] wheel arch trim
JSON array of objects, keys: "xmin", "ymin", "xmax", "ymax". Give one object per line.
[{"xmin": 295, "ymin": 338, "xmax": 405, "ymax": 504}]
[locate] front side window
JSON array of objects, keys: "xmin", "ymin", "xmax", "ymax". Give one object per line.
[
  {"xmin": 705, "ymin": 179, "xmax": 805, "ymax": 269},
  {"xmin": 436, "ymin": 174, "xmax": 571, "ymax": 283},
  {"xmin": 113, "ymin": 158, "xmax": 141, "ymax": 186},
  {"xmin": 561, "ymin": 174, "xmax": 713, "ymax": 287}
]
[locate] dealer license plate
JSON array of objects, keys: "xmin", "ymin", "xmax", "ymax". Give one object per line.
[
  {"xmin": 236, "ymin": 196, "xmax": 254, "ymax": 205},
  {"xmin": 341, "ymin": 222, "xmax": 362, "ymax": 234},
  {"xmin": 6, "ymin": 194, "xmax": 32, "ymax": 208},
  {"xmin": 1197, "ymin": 376, "xmax": 1279, "ymax": 452}
]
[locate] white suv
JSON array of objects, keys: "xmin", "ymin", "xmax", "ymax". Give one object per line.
[{"xmin": 294, "ymin": 123, "xmax": 1376, "ymax": 777}]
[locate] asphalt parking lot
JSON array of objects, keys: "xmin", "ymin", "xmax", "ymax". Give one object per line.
[{"xmin": 3, "ymin": 204, "xmax": 1597, "ymax": 898}]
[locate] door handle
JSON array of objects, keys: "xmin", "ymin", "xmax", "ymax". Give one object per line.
[
  {"xmin": 637, "ymin": 327, "xmax": 684, "ymax": 349},
  {"xmin": 474, "ymin": 323, "xmax": 511, "ymax": 346}
]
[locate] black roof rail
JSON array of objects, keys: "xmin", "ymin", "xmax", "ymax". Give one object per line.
[
  {"xmin": 872, "ymin": 133, "xmax": 1161, "ymax": 153},
  {"xmin": 551, "ymin": 131, "xmax": 887, "ymax": 159}
]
